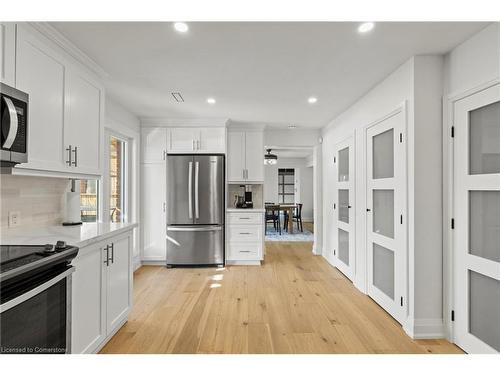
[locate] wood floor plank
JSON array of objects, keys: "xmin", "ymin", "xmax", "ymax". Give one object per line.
[{"xmin": 100, "ymin": 241, "xmax": 463, "ymax": 354}]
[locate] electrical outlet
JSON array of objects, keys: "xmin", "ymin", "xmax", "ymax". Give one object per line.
[{"xmin": 8, "ymin": 211, "xmax": 20, "ymax": 227}]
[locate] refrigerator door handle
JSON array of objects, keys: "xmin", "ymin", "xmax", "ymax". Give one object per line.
[
  {"xmin": 195, "ymin": 161, "xmax": 200, "ymax": 219},
  {"xmin": 188, "ymin": 161, "xmax": 193, "ymax": 219},
  {"xmin": 167, "ymin": 226, "xmax": 222, "ymax": 232}
]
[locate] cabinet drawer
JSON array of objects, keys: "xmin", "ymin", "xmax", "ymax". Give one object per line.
[
  {"xmin": 227, "ymin": 212, "xmax": 263, "ymax": 225},
  {"xmin": 227, "ymin": 243, "xmax": 262, "ymax": 261},
  {"xmin": 227, "ymin": 225, "xmax": 262, "ymax": 242}
]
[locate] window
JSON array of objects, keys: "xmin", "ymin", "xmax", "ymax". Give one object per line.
[
  {"xmin": 110, "ymin": 137, "xmax": 127, "ymax": 223},
  {"xmin": 80, "ymin": 180, "xmax": 99, "ymax": 222},
  {"xmin": 278, "ymin": 168, "xmax": 295, "ymax": 204}
]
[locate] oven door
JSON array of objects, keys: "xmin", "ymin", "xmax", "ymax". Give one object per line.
[{"xmin": 0, "ymin": 266, "xmax": 74, "ymax": 354}]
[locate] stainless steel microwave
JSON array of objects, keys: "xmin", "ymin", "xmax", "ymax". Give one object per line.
[{"xmin": 1, "ymin": 83, "xmax": 28, "ymax": 167}]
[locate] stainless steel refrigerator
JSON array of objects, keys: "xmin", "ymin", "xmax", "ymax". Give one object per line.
[{"xmin": 166, "ymin": 155, "xmax": 225, "ymax": 267}]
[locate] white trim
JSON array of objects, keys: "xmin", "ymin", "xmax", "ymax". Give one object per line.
[
  {"xmin": 403, "ymin": 318, "xmax": 445, "ymax": 339},
  {"xmin": 141, "ymin": 260, "xmax": 166, "ymax": 266},
  {"xmin": 133, "ymin": 256, "xmax": 142, "ymax": 272},
  {"xmin": 141, "ymin": 117, "xmax": 229, "ymax": 128},
  {"xmin": 28, "ymin": 22, "xmax": 108, "ymax": 79},
  {"xmin": 446, "ymin": 77, "xmax": 500, "ymax": 102}
]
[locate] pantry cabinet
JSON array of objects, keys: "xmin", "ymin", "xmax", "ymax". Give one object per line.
[
  {"xmin": 0, "ymin": 23, "xmax": 16, "ymax": 86},
  {"xmin": 11, "ymin": 24, "xmax": 104, "ymax": 178},
  {"xmin": 227, "ymin": 130, "xmax": 264, "ymax": 182},
  {"xmin": 71, "ymin": 230, "xmax": 133, "ymax": 353},
  {"xmin": 168, "ymin": 127, "xmax": 225, "ymax": 153},
  {"xmin": 142, "ymin": 127, "xmax": 167, "ymax": 163}
]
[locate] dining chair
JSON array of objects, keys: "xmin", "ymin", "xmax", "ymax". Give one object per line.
[
  {"xmin": 265, "ymin": 204, "xmax": 281, "ymax": 235},
  {"xmin": 284, "ymin": 203, "xmax": 303, "ymax": 232}
]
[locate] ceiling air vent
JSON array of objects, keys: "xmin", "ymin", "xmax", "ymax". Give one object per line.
[{"xmin": 171, "ymin": 92, "xmax": 184, "ymax": 102}]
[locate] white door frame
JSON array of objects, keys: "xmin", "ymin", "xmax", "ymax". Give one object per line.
[
  {"xmin": 332, "ymin": 135, "xmax": 356, "ymax": 280},
  {"xmin": 449, "ymin": 81, "xmax": 500, "ymax": 353},
  {"xmin": 443, "ymin": 77, "xmax": 500, "ymax": 344},
  {"xmin": 364, "ymin": 103, "xmax": 408, "ymax": 325}
]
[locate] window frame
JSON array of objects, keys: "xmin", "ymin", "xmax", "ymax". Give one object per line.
[{"xmin": 278, "ymin": 168, "xmax": 295, "ymax": 204}]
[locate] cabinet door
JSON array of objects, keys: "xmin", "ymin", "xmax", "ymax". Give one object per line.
[
  {"xmin": 245, "ymin": 131, "xmax": 264, "ymax": 182},
  {"xmin": 0, "ymin": 23, "xmax": 16, "ymax": 86},
  {"xmin": 142, "ymin": 127, "xmax": 167, "ymax": 163},
  {"xmin": 71, "ymin": 243, "xmax": 106, "ymax": 353},
  {"xmin": 142, "ymin": 163, "xmax": 167, "ymax": 261},
  {"xmin": 199, "ymin": 127, "xmax": 225, "ymax": 153},
  {"xmin": 227, "ymin": 131, "xmax": 245, "ymax": 181},
  {"xmin": 64, "ymin": 70, "xmax": 102, "ymax": 175},
  {"xmin": 106, "ymin": 235, "xmax": 132, "ymax": 334},
  {"xmin": 15, "ymin": 27, "xmax": 66, "ymax": 172},
  {"xmin": 168, "ymin": 128, "xmax": 197, "ymax": 153}
]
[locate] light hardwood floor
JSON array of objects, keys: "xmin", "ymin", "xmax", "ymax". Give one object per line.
[{"xmin": 100, "ymin": 241, "xmax": 462, "ymax": 354}]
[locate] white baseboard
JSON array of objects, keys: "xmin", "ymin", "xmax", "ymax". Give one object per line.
[
  {"xmin": 226, "ymin": 260, "xmax": 261, "ymax": 266},
  {"xmin": 403, "ymin": 318, "xmax": 445, "ymax": 339},
  {"xmin": 141, "ymin": 259, "xmax": 166, "ymax": 266},
  {"xmin": 312, "ymin": 245, "xmax": 322, "ymax": 255},
  {"xmin": 133, "ymin": 256, "xmax": 142, "ymax": 271}
]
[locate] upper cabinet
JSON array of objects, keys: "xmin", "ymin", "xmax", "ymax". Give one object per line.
[
  {"xmin": 227, "ymin": 130, "xmax": 264, "ymax": 182},
  {"xmin": 167, "ymin": 127, "xmax": 225, "ymax": 154},
  {"xmin": 142, "ymin": 127, "xmax": 167, "ymax": 163},
  {"xmin": 9, "ymin": 24, "xmax": 104, "ymax": 178},
  {"xmin": 0, "ymin": 23, "xmax": 16, "ymax": 86}
]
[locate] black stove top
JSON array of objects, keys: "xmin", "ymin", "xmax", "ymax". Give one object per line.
[{"xmin": 0, "ymin": 242, "xmax": 79, "ymax": 283}]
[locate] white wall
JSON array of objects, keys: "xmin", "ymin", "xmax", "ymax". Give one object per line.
[{"xmin": 264, "ymin": 157, "xmax": 314, "ymax": 221}]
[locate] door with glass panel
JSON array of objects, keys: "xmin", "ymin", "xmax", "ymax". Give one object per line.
[
  {"xmin": 366, "ymin": 110, "xmax": 406, "ymax": 324},
  {"xmin": 453, "ymin": 84, "xmax": 500, "ymax": 353},
  {"xmin": 334, "ymin": 137, "xmax": 355, "ymax": 280}
]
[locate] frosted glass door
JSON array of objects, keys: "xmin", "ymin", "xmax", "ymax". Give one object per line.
[
  {"xmin": 333, "ymin": 137, "xmax": 355, "ymax": 280},
  {"xmin": 454, "ymin": 84, "xmax": 500, "ymax": 353},
  {"xmin": 366, "ymin": 109, "xmax": 406, "ymax": 324}
]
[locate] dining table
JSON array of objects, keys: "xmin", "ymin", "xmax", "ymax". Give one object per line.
[{"xmin": 278, "ymin": 204, "xmax": 298, "ymax": 234}]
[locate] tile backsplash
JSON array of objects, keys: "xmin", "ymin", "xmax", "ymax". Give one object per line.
[{"xmin": 0, "ymin": 175, "xmax": 70, "ymax": 228}]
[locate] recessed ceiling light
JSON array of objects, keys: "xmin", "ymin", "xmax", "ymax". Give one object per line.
[
  {"xmin": 174, "ymin": 22, "xmax": 189, "ymax": 33},
  {"xmin": 308, "ymin": 97, "xmax": 318, "ymax": 104},
  {"xmin": 358, "ymin": 22, "xmax": 375, "ymax": 33},
  {"xmin": 207, "ymin": 97, "xmax": 216, "ymax": 104}
]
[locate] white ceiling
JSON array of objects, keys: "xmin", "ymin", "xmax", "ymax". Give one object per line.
[{"xmin": 51, "ymin": 22, "xmax": 488, "ymax": 128}]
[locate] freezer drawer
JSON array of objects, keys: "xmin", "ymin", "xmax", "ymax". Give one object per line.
[{"xmin": 166, "ymin": 225, "xmax": 224, "ymax": 266}]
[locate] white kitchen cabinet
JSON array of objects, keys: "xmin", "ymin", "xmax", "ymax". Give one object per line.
[
  {"xmin": 71, "ymin": 242, "xmax": 106, "ymax": 354},
  {"xmin": 227, "ymin": 130, "xmax": 264, "ymax": 182},
  {"xmin": 142, "ymin": 162, "xmax": 166, "ymax": 262},
  {"xmin": 168, "ymin": 127, "xmax": 226, "ymax": 153},
  {"xmin": 227, "ymin": 132, "xmax": 246, "ymax": 181},
  {"xmin": 244, "ymin": 131, "xmax": 264, "ymax": 182},
  {"xmin": 64, "ymin": 70, "xmax": 102, "ymax": 175},
  {"xmin": 0, "ymin": 23, "xmax": 16, "ymax": 86},
  {"xmin": 199, "ymin": 127, "xmax": 225, "ymax": 153},
  {"xmin": 226, "ymin": 211, "xmax": 264, "ymax": 265},
  {"xmin": 106, "ymin": 235, "xmax": 132, "ymax": 334},
  {"xmin": 142, "ymin": 127, "xmax": 167, "ymax": 163},
  {"xmin": 15, "ymin": 26, "xmax": 66, "ymax": 173},
  {"xmin": 71, "ymin": 230, "xmax": 133, "ymax": 353}
]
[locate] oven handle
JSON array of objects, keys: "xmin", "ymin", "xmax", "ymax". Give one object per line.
[
  {"xmin": 0, "ymin": 267, "xmax": 75, "ymax": 314},
  {"xmin": 2, "ymin": 96, "xmax": 19, "ymax": 149}
]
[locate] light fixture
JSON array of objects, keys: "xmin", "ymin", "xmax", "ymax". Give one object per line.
[
  {"xmin": 264, "ymin": 149, "xmax": 278, "ymax": 165},
  {"xmin": 174, "ymin": 22, "xmax": 189, "ymax": 33},
  {"xmin": 358, "ymin": 22, "xmax": 375, "ymax": 33},
  {"xmin": 207, "ymin": 97, "xmax": 216, "ymax": 104},
  {"xmin": 308, "ymin": 97, "xmax": 318, "ymax": 104},
  {"xmin": 288, "ymin": 125, "xmax": 297, "ymax": 129}
]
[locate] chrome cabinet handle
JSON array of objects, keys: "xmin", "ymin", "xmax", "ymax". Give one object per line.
[
  {"xmin": 103, "ymin": 246, "xmax": 109, "ymax": 266},
  {"xmin": 239, "ymin": 232, "xmax": 252, "ymax": 235},
  {"xmin": 163, "ymin": 150, "xmax": 166, "ymax": 160},
  {"xmin": 192, "ymin": 139, "xmax": 195, "ymax": 151},
  {"xmin": 196, "ymin": 140, "xmax": 200, "ymax": 150},
  {"xmin": 66, "ymin": 145, "xmax": 73, "ymax": 166},
  {"xmin": 110, "ymin": 243, "xmax": 114, "ymax": 264},
  {"xmin": 239, "ymin": 250, "xmax": 251, "ymax": 253},
  {"xmin": 72, "ymin": 146, "xmax": 78, "ymax": 167},
  {"xmin": 163, "ymin": 202, "xmax": 166, "ymax": 212}
]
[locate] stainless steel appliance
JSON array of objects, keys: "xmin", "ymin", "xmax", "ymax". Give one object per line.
[
  {"xmin": 0, "ymin": 241, "xmax": 79, "ymax": 354},
  {"xmin": 167, "ymin": 154, "xmax": 225, "ymax": 267},
  {"xmin": 1, "ymin": 83, "xmax": 28, "ymax": 167}
]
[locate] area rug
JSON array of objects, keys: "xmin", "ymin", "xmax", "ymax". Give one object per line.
[{"xmin": 265, "ymin": 226, "xmax": 314, "ymax": 241}]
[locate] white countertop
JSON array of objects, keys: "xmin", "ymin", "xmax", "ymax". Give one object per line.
[
  {"xmin": 0, "ymin": 222, "xmax": 138, "ymax": 248},
  {"xmin": 226, "ymin": 208, "xmax": 265, "ymax": 212}
]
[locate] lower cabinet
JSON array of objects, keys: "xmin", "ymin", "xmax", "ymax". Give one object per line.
[
  {"xmin": 71, "ymin": 230, "xmax": 133, "ymax": 353},
  {"xmin": 226, "ymin": 211, "xmax": 264, "ymax": 265}
]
